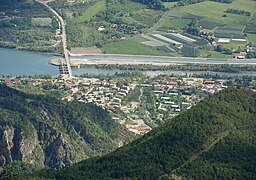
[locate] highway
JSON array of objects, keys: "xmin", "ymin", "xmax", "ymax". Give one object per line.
[
  {"xmin": 70, "ymin": 54, "xmax": 256, "ymax": 65},
  {"xmin": 36, "ymin": 0, "xmax": 72, "ymax": 77}
]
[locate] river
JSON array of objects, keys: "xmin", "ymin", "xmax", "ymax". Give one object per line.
[
  {"xmin": 1, "ymin": 48, "xmax": 256, "ymax": 77},
  {"xmin": 0, "ymin": 48, "xmax": 127, "ymax": 76}
]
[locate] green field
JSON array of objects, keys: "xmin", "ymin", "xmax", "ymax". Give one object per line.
[
  {"xmin": 101, "ymin": 37, "xmax": 179, "ymax": 56},
  {"xmin": 76, "ymin": 0, "xmax": 106, "ymax": 22},
  {"xmin": 247, "ymin": 33, "xmax": 256, "ymax": 45},
  {"xmin": 177, "ymin": 0, "xmax": 255, "ymax": 28},
  {"xmin": 208, "ymin": 51, "xmax": 232, "ymax": 58},
  {"xmin": 158, "ymin": 18, "xmax": 190, "ymax": 31},
  {"xmin": 163, "ymin": 2, "xmax": 177, "ymax": 9},
  {"xmin": 220, "ymin": 42, "xmax": 246, "ymax": 50}
]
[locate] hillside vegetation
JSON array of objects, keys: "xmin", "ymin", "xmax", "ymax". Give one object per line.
[
  {"xmin": 26, "ymin": 87, "xmax": 256, "ymax": 179},
  {"xmin": 0, "ymin": 0, "xmax": 62, "ymax": 53},
  {"xmin": 0, "ymin": 84, "xmax": 133, "ymax": 176}
]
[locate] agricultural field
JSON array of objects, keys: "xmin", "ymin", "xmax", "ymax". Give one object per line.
[
  {"xmin": 177, "ymin": 0, "xmax": 255, "ymax": 28},
  {"xmin": 245, "ymin": 12, "xmax": 256, "ymax": 34},
  {"xmin": 208, "ymin": 51, "xmax": 232, "ymax": 59},
  {"xmin": 76, "ymin": 0, "xmax": 106, "ymax": 22},
  {"xmin": 247, "ymin": 34, "xmax": 256, "ymax": 45},
  {"xmin": 49, "ymin": 0, "xmax": 163, "ymax": 49},
  {"xmin": 101, "ymin": 36, "xmax": 179, "ymax": 56},
  {"xmin": 198, "ymin": 20, "xmax": 224, "ymax": 30},
  {"xmin": 214, "ymin": 27, "xmax": 244, "ymax": 39},
  {"xmin": 158, "ymin": 18, "xmax": 190, "ymax": 31},
  {"xmin": 163, "ymin": 2, "xmax": 177, "ymax": 9},
  {"xmin": 139, "ymin": 32, "xmax": 207, "ymax": 57},
  {"xmin": 60, "ymin": 0, "xmax": 255, "ymax": 57},
  {"xmin": 220, "ymin": 42, "xmax": 247, "ymax": 51}
]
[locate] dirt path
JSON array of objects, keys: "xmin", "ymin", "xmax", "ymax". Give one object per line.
[{"xmin": 146, "ymin": 10, "xmax": 171, "ymax": 33}]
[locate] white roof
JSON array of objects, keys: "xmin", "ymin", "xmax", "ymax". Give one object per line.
[
  {"xmin": 232, "ymin": 38, "xmax": 246, "ymax": 42},
  {"xmin": 218, "ymin": 38, "xmax": 230, "ymax": 43}
]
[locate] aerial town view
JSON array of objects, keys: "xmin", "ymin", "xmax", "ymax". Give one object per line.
[{"xmin": 1, "ymin": 0, "xmax": 256, "ymax": 179}]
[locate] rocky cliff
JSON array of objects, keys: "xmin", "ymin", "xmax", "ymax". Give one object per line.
[{"xmin": 0, "ymin": 84, "xmax": 133, "ymax": 174}]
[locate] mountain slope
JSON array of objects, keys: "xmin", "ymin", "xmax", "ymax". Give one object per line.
[
  {"xmin": 30, "ymin": 87, "xmax": 256, "ymax": 179},
  {"xmin": 0, "ymin": 84, "xmax": 132, "ymax": 175}
]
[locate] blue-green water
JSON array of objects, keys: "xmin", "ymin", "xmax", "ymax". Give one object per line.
[
  {"xmin": 0, "ymin": 48, "xmax": 59, "ymax": 76},
  {"xmin": 0, "ymin": 48, "xmax": 128, "ymax": 76}
]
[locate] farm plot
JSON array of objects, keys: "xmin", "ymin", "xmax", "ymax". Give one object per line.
[
  {"xmin": 151, "ymin": 34, "xmax": 182, "ymax": 45},
  {"xmin": 140, "ymin": 32, "xmax": 206, "ymax": 56},
  {"xmin": 141, "ymin": 35, "xmax": 176, "ymax": 52},
  {"xmin": 169, "ymin": 33, "xmax": 196, "ymax": 43},
  {"xmin": 141, "ymin": 35, "xmax": 169, "ymax": 47},
  {"xmin": 177, "ymin": 0, "xmax": 254, "ymax": 28},
  {"xmin": 198, "ymin": 19, "xmax": 224, "ymax": 29},
  {"xmin": 157, "ymin": 46, "xmax": 176, "ymax": 53},
  {"xmin": 158, "ymin": 18, "xmax": 190, "ymax": 31},
  {"xmin": 214, "ymin": 27, "xmax": 244, "ymax": 39},
  {"xmin": 182, "ymin": 45, "xmax": 196, "ymax": 57},
  {"xmin": 169, "ymin": 10, "xmax": 203, "ymax": 20},
  {"xmin": 140, "ymin": 34, "xmax": 186, "ymax": 53},
  {"xmin": 31, "ymin": 18, "xmax": 52, "ymax": 27}
]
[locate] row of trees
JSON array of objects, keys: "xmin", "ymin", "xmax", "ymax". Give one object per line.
[
  {"xmin": 175, "ymin": 0, "xmax": 233, "ymax": 6},
  {"xmin": 225, "ymin": 8, "xmax": 251, "ymax": 16},
  {"xmin": 80, "ymin": 63, "xmax": 256, "ymax": 73}
]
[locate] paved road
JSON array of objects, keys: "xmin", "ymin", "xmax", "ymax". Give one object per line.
[
  {"xmin": 70, "ymin": 54, "xmax": 256, "ymax": 65},
  {"xmin": 36, "ymin": 0, "xmax": 72, "ymax": 76}
]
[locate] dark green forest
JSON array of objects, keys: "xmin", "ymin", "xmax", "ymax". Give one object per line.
[{"xmin": 22, "ymin": 87, "xmax": 256, "ymax": 179}]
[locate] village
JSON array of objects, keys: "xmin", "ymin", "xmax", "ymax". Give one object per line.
[{"xmin": 1, "ymin": 73, "xmax": 256, "ymax": 135}]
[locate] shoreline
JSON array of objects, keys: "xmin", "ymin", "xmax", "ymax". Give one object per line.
[
  {"xmin": 49, "ymin": 57, "xmax": 256, "ymax": 67},
  {"xmin": 2, "ymin": 47, "xmax": 256, "ymax": 61},
  {"xmin": 0, "ymin": 46, "xmax": 62, "ymax": 56}
]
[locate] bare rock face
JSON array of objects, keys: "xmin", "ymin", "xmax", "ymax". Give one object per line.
[
  {"xmin": 0, "ymin": 124, "xmax": 87, "ymax": 170},
  {"xmin": 45, "ymin": 133, "xmax": 74, "ymax": 169},
  {"xmin": 19, "ymin": 125, "xmax": 44, "ymax": 167},
  {"xmin": 0, "ymin": 125, "xmax": 15, "ymax": 167}
]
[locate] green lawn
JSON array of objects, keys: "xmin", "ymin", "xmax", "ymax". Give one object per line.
[
  {"xmin": 76, "ymin": 0, "xmax": 106, "ymax": 22},
  {"xmin": 158, "ymin": 18, "xmax": 190, "ymax": 31},
  {"xmin": 247, "ymin": 33, "xmax": 256, "ymax": 45},
  {"xmin": 101, "ymin": 37, "xmax": 178, "ymax": 56},
  {"xmin": 177, "ymin": 0, "xmax": 255, "ymax": 28}
]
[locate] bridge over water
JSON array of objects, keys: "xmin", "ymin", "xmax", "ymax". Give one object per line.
[{"xmin": 36, "ymin": 0, "xmax": 72, "ymax": 77}]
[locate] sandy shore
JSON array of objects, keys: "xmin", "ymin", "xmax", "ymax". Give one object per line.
[{"xmin": 71, "ymin": 59, "xmax": 178, "ymax": 66}]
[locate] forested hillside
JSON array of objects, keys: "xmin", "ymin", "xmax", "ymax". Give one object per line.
[
  {"xmin": 26, "ymin": 87, "xmax": 256, "ymax": 179},
  {"xmin": 0, "ymin": 84, "xmax": 133, "ymax": 176}
]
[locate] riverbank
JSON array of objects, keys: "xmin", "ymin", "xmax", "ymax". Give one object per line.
[{"xmin": 0, "ymin": 46, "xmax": 62, "ymax": 56}]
